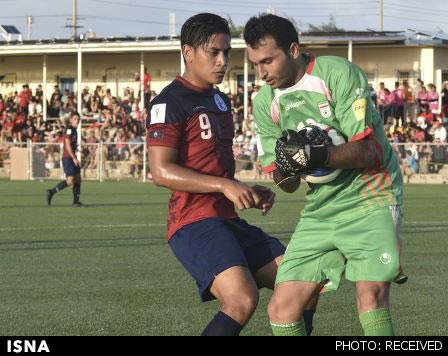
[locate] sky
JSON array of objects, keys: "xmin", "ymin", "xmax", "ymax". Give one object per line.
[{"xmin": 1, "ymin": 0, "xmax": 448, "ymax": 40}]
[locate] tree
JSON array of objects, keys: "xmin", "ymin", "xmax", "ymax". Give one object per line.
[
  {"xmin": 307, "ymin": 14, "xmax": 344, "ymax": 32},
  {"xmin": 227, "ymin": 15, "xmax": 244, "ymax": 37}
]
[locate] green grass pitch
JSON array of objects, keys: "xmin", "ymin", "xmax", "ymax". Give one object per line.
[{"xmin": 0, "ymin": 181, "xmax": 446, "ymax": 336}]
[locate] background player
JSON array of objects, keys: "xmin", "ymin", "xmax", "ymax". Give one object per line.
[{"xmin": 47, "ymin": 111, "xmax": 84, "ymax": 207}]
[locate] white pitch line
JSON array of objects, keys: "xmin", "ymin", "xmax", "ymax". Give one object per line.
[
  {"xmin": 0, "ymin": 221, "xmax": 446, "ymax": 233},
  {"xmin": 0, "ymin": 221, "xmax": 291, "ymax": 232}
]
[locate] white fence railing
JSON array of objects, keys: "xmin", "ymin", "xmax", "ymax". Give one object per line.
[{"xmin": 0, "ymin": 141, "xmax": 447, "ymax": 182}]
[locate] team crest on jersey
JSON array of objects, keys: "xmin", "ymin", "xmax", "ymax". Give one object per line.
[
  {"xmin": 214, "ymin": 94, "xmax": 227, "ymax": 111},
  {"xmin": 318, "ymin": 102, "xmax": 332, "ymax": 119}
]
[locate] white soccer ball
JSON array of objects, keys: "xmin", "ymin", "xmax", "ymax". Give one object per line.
[{"xmin": 298, "ymin": 122, "xmax": 346, "ymax": 184}]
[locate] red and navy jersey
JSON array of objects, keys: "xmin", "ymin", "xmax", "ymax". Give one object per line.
[
  {"xmin": 147, "ymin": 76, "xmax": 237, "ymax": 240},
  {"xmin": 63, "ymin": 125, "xmax": 78, "ymax": 158}
]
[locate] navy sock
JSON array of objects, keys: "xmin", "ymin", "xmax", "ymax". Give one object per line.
[
  {"xmin": 51, "ymin": 181, "xmax": 68, "ymax": 194},
  {"xmin": 201, "ymin": 311, "xmax": 243, "ymax": 336},
  {"xmin": 303, "ymin": 310, "xmax": 315, "ymax": 336},
  {"xmin": 73, "ymin": 183, "xmax": 81, "ymax": 203}
]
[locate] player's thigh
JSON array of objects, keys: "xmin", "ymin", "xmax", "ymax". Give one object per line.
[
  {"xmin": 168, "ymin": 217, "xmax": 251, "ymax": 303},
  {"xmin": 337, "ymin": 208, "xmax": 400, "ymax": 283},
  {"xmin": 223, "ymin": 218, "xmax": 285, "ymax": 289},
  {"xmin": 254, "ymin": 255, "xmax": 283, "ymax": 290},
  {"xmin": 210, "ymin": 265, "xmax": 259, "ymax": 308},
  {"xmin": 276, "ymin": 219, "xmax": 346, "ymax": 293},
  {"xmin": 62, "ymin": 157, "xmax": 76, "ymax": 181}
]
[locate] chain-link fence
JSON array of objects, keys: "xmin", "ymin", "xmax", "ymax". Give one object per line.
[{"xmin": 1, "ymin": 141, "xmax": 447, "ymax": 183}]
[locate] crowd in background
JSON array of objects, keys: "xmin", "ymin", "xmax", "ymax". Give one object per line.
[{"xmin": 1, "ymin": 77, "xmax": 448, "ymax": 179}]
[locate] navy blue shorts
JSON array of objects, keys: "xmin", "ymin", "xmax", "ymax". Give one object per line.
[
  {"xmin": 63, "ymin": 157, "xmax": 80, "ymax": 177},
  {"xmin": 169, "ymin": 217, "xmax": 285, "ymax": 302}
]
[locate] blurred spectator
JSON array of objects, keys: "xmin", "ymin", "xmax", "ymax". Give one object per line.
[
  {"xmin": 402, "ymin": 149, "xmax": 418, "ymax": 183},
  {"xmin": 441, "ymin": 81, "xmax": 448, "ymax": 119},
  {"xmin": 427, "ymin": 84, "xmax": 439, "ymax": 115},
  {"xmin": 377, "ymin": 82, "xmax": 387, "ymax": 122},
  {"xmin": 392, "ymin": 82, "xmax": 404, "ymax": 127},
  {"xmin": 416, "ymin": 86, "xmax": 428, "ymax": 111},
  {"xmin": 429, "ymin": 120, "xmax": 447, "ymax": 143},
  {"xmin": 403, "ymin": 80, "xmax": 415, "ymax": 125},
  {"xmin": 369, "ymin": 83, "xmax": 377, "ymax": 109}
]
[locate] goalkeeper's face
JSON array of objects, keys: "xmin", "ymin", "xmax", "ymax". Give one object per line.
[{"xmin": 247, "ymin": 36, "xmax": 300, "ymax": 89}]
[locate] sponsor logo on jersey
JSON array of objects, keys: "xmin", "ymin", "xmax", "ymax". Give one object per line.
[
  {"xmin": 66, "ymin": 129, "xmax": 72, "ymax": 135},
  {"xmin": 214, "ymin": 93, "xmax": 227, "ymax": 111},
  {"xmin": 352, "ymin": 98, "xmax": 367, "ymax": 121},
  {"xmin": 150, "ymin": 103, "xmax": 167, "ymax": 124},
  {"xmin": 318, "ymin": 102, "xmax": 332, "ymax": 118},
  {"xmin": 380, "ymin": 252, "xmax": 392, "ymax": 264},
  {"xmin": 285, "ymin": 100, "xmax": 306, "ymax": 111}
]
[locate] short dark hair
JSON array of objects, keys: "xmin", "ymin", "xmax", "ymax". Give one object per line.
[
  {"xmin": 243, "ymin": 14, "xmax": 299, "ymax": 53},
  {"xmin": 70, "ymin": 111, "xmax": 81, "ymax": 119},
  {"xmin": 180, "ymin": 13, "xmax": 230, "ymax": 50}
]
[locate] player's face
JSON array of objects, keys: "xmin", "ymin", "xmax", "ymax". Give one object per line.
[
  {"xmin": 184, "ymin": 33, "xmax": 231, "ymax": 88},
  {"xmin": 247, "ymin": 36, "xmax": 300, "ymax": 89},
  {"xmin": 70, "ymin": 115, "xmax": 80, "ymax": 128}
]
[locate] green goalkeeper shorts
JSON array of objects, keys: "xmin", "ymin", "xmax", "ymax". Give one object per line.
[{"xmin": 276, "ymin": 206, "xmax": 402, "ymax": 291}]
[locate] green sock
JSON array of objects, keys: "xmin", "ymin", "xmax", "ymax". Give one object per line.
[
  {"xmin": 359, "ymin": 308, "xmax": 395, "ymax": 336},
  {"xmin": 270, "ymin": 319, "xmax": 307, "ymax": 336}
]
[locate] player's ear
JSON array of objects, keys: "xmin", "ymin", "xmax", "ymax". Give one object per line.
[
  {"xmin": 182, "ymin": 44, "xmax": 194, "ymax": 64},
  {"xmin": 289, "ymin": 42, "xmax": 300, "ymax": 60}
]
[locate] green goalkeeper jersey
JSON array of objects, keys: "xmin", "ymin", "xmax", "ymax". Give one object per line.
[{"xmin": 253, "ymin": 54, "xmax": 403, "ymax": 221}]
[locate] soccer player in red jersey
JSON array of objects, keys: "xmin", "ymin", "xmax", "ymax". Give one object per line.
[{"xmin": 147, "ymin": 13, "xmax": 318, "ymax": 336}]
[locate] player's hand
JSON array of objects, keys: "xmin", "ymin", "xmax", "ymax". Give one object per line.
[
  {"xmin": 221, "ymin": 180, "xmax": 261, "ymax": 211},
  {"xmin": 73, "ymin": 158, "xmax": 80, "ymax": 166},
  {"xmin": 252, "ymin": 185, "xmax": 275, "ymax": 215},
  {"xmin": 275, "ymin": 129, "xmax": 310, "ymax": 175}
]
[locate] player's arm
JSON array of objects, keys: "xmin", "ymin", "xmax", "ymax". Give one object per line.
[
  {"xmin": 148, "ymin": 145, "xmax": 261, "ymax": 211},
  {"xmin": 329, "ymin": 61, "xmax": 381, "ymax": 170},
  {"xmin": 326, "ymin": 138, "xmax": 377, "ymax": 169}
]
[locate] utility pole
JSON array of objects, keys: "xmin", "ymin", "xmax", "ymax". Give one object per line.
[
  {"xmin": 26, "ymin": 15, "xmax": 33, "ymax": 40},
  {"xmin": 379, "ymin": 0, "xmax": 384, "ymax": 31},
  {"xmin": 66, "ymin": 0, "xmax": 82, "ymax": 38},
  {"xmin": 72, "ymin": 0, "xmax": 78, "ymax": 37},
  {"xmin": 169, "ymin": 13, "xmax": 176, "ymax": 37}
]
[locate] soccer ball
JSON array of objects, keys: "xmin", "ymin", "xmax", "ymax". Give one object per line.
[{"xmin": 298, "ymin": 123, "xmax": 346, "ymax": 184}]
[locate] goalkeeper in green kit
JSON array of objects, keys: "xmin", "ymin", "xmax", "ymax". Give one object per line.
[{"xmin": 243, "ymin": 14, "xmax": 406, "ymax": 336}]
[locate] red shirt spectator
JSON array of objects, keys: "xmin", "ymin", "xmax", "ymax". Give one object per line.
[
  {"xmin": 135, "ymin": 68, "xmax": 152, "ymax": 91},
  {"xmin": 18, "ymin": 86, "xmax": 32, "ymax": 109}
]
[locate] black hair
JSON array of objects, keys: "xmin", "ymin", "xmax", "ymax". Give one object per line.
[
  {"xmin": 180, "ymin": 13, "xmax": 230, "ymax": 50},
  {"xmin": 70, "ymin": 111, "xmax": 81, "ymax": 119},
  {"xmin": 243, "ymin": 14, "xmax": 299, "ymax": 53}
]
